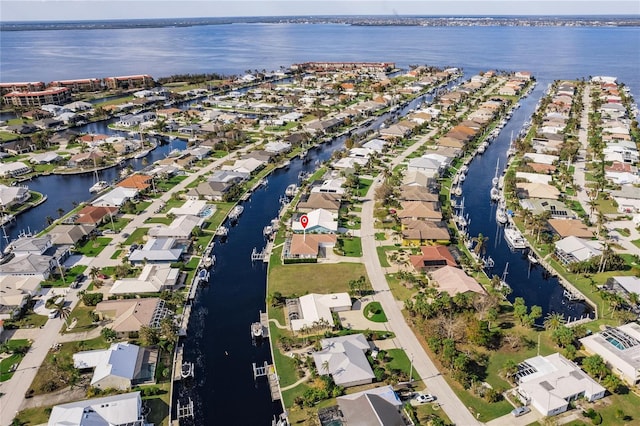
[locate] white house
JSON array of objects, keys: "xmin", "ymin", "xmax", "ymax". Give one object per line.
[
  {"xmin": 128, "ymin": 238, "xmax": 184, "ymax": 263},
  {"xmin": 554, "ymin": 236, "xmax": 602, "ymax": 265},
  {"xmin": 515, "ymin": 353, "xmax": 605, "ymax": 416},
  {"xmin": 290, "ymin": 292, "xmax": 351, "ymax": 332},
  {"xmin": 92, "ymin": 187, "xmax": 138, "ymax": 207},
  {"xmin": 73, "ymin": 342, "xmax": 155, "ymax": 389},
  {"xmin": 147, "ymin": 214, "xmax": 204, "ymax": 240},
  {"xmin": 0, "ymin": 162, "xmax": 31, "ymax": 178},
  {"xmin": 48, "ymin": 391, "xmax": 147, "ymax": 426},
  {"xmin": 264, "ymin": 141, "xmax": 292, "ymax": 154},
  {"xmin": 580, "ymin": 323, "xmax": 640, "ymax": 386},
  {"xmin": 311, "ymin": 178, "xmax": 346, "ymax": 195},
  {"xmin": 292, "ymin": 208, "xmax": 338, "ymax": 233},
  {"xmin": 313, "ymin": 334, "xmax": 375, "ymax": 388},
  {"xmin": 110, "ymin": 263, "xmax": 181, "ymax": 294},
  {"xmin": 0, "ymin": 184, "xmax": 30, "ymax": 209}
]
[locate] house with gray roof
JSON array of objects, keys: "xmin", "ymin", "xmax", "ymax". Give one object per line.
[
  {"xmin": 147, "ymin": 214, "xmax": 204, "ymax": 241},
  {"xmin": 333, "ymin": 385, "xmax": 407, "ymax": 426},
  {"xmin": 128, "ymin": 238, "xmax": 184, "ymax": 264},
  {"xmin": 48, "ymin": 391, "xmax": 147, "ymax": 426},
  {"xmin": 554, "ymin": 236, "xmax": 602, "ymax": 265},
  {"xmin": 73, "ymin": 342, "xmax": 156, "ymax": 390},
  {"xmin": 313, "ymin": 334, "xmax": 375, "ymax": 388},
  {"xmin": 581, "ymin": 323, "xmax": 640, "ymax": 386}
]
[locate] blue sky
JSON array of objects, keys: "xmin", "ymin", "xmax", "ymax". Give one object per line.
[{"xmin": 2, "ymin": 0, "xmax": 639, "ymax": 21}]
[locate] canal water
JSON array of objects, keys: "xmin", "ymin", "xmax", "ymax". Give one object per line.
[{"xmin": 457, "ymin": 82, "xmax": 592, "ymax": 321}]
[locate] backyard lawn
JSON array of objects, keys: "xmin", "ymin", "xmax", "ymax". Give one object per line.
[{"xmin": 75, "ymin": 237, "xmax": 112, "ymax": 257}]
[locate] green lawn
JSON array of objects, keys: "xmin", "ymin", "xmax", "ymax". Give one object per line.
[
  {"xmin": 595, "ymin": 196, "xmax": 619, "ymax": 214},
  {"xmin": 0, "ymin": 353, "xmax": 23, "ymax": 381},
  {"xmin": 99, "ymin": 217, "xmax": 131, "ymax": 232},
  {"xmin": 363, "ymin": 301, "xmax": 388, "ymax": 322},
  {"xmin": 354, "ymin": 178, "xmax": 374, "ymax": 197},
  {"xmin": 64, "ymin": 302, "xmax": 98, "ymax": 334},
  {"xmin": 124, "ymin": 227, "xmax": 149, "ymax": 245},
  {"xmin": 75, "ymin": 237, "xmax": 112, "ymax": 257},
  {"xmin": 13, "ymin": 406, "xmax": 52, "ymax": 426},
  {"xmin": 385, "ymin": 348, "xmax": 421, "ymax": 382},
  {"xmin": 386, "ymin": 273, "xmax": 418, "ymax": 303},
  {"xmin": 375, "ymin": 232, "xmax": 386, "ymax": 241},
  {"xmin": 41, "ymin": 265, "xmax": 88, "ymax": 287},
  {"xmin": 338, "ymin": 237, "xmax": 362, "ymax": 257},
  {"xmin": 269, "ymin": 262, "xmax": 367, "ymax": 296},
  {"xmin": 145, "ymin": 216, "xmax": 174, "ymax": 225}
]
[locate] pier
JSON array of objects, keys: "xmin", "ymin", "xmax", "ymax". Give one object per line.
[
  {"xmin": 251, "ymin": 243, "xmax": 272, "ymax": 263},
  {"xmin": 252, "ymin": 362, "xmax": 281, "ymax": 401}
]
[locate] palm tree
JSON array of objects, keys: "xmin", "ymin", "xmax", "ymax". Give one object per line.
[
  {"xmin": 54, "ymin": 302, "xmax": 71, "ymax": 328},
  {"xmin": 472, "ymin": 233, "xmax": 488, "ymax": 256},
  {"xmin": 57, "ymin": 208, "xmax": 65, "ymax": 218},
  {"xmin": 89, "ymin": 266, "xmax": 100, "ymax": 281},
  {"xmin": 543, "ymin": 312, "xmax": 565, "ymax": 331}
]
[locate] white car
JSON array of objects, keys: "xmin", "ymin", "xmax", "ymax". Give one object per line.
[
  {"xmin": 416, "ymin": 394, "xmax": 436, "ymax": 403},
  {"xmin": 48, "ymin": 309, "xmax": 58, "ymax": 319}
]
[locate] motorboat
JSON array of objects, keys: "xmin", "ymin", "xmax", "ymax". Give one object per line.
[
  {"xmin": 527, "ymin": 252, "xmax": 538, "ymax": 264},
  {"xmin": 496, "ymin": 207, "xmax": 508, "ymax": 225},
  {"xmin": 197, "ymin": 268, "xmax": 209, "ymax": 282},
  {"xmin": 181, "ymin": 361, "xmax": 194, "ymax": 379},
  {"xmin": 228, "ymin": 205, "xmax": 244, "ymax": 221},
  {"xmin": 491, "ymin": 159, "xmax": 500, "ymax": 187},
  {"xmin": 89, "ymin": 180, "xmax": 109, "ymax": 193},
  {"xmin": 490, "ymin": 186, "xmax": 501, "ymax": 201},
  {"xmin": 251, "ymin": 322, "xmax": 264, "ymax": 338},
  {"xmin": 134, "ymin": 149, "xmax": 150, "ymax": 159},
  {"xmin": 504, "ymin": 226, "xmax": 528, "ymax": 250},
  {"xmin": 285, "ymin": 184, "xmax": 297, "ymax": 198}
]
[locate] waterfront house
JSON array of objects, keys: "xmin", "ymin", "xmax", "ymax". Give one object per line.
[
  {"xmin": 402, "ymin": 170, "xmax": 437, "ymax": 189},
  {"xmin": 397, "ymin": 201, "xmax": 442, "ymax": 221},
  {"xmin": 580, "ymin": 323, "xmax": 640, "ymax": 386},
  {"xmin": 519, "ymin": 199, "xmax": 573, "ymax": 219},
  {"xmin": 95, "ymin": 298, "xmax": 171, "ymax": 336},
  {"xmin": 292, "ymin": 209, "xmax": 338, "ymax": 233},
  {"xmin": 523, "ymin": 153, "xmax": 559, "ymax": 165},
  {"xmin": 167, "ymin": 200, "xmax": 212, "ymax": 217},
  {"xmin": 515, "ymin": 172, "xmax": 553, "ymax": 185},
  {"xmin": 73, "ymin": 342, "xmax": 156, "ymax": 390},
  {"xmin": 333, "ymin": 156, "xmax": 368, "ymax": 170},
  {"xmin": 92, "ymin": 187, "xmax": 138, "ymax": 208},
  {"xmin": 48, "ymin": 223, "xmax": 95, "ymax": 245},
  {"xmin": 313, "ymin": 334, "xmax": 375, "ymax": 388},
  {"xmin": 428, "ymin": 266, "xmax": 486, "ymax": 296},
  {"xmin": 147, "ymin": 214, "xmax": 204, "ymax": 241},
  {"xmin": 0, "ymin": 161, "xmax": 31, "ymax": 178},
  {"xmin": 264, "ymin": 141, "xmax": 292, "ymax": 154},
  {"xmin": 48, "ymin": 391, "xmax": 146, "ymax": 426},
  {"xmin": 0, "ymin": 285, "xmax": 28, "ymax": 320},
  {"xmin": 0, "ymin": 184, "xmax": 30, "ymax": 209},
  {"xmin": 222, "ymin": 157, "xmax": 265, "ymax": 175},
  {"xmin": 187, "ymin": 180, "xmax": 235, "ymax": 201},
  {"xmin": 516, "ymin": 182, "xmax": 560, "ymax": 200},
  {"xmin": 0, "ymin": 252, "xmax": 56, "ymax": 281},
  {"xmin": 116, "ymin": 174, "xmax": 153, "ymax": 191},
  {"xmin": 127, "ymin": 237, "xmax": 185, "ymax": 264},
  {"xmin": 285, "ymin": 233, "xmax": 337, "ymax": 260},
  {"xmin": 398, "ymin": 185, "xmax": 438, "ymax": 202},
  {"xmin": 547, "ymin": 219, "xmax": 593, "ymax": 239},
  {"xmin": 110, "ymin": 264, "xmax": 181, "ymax": 294},
  {"xmin": 515, "ymin": 353, "xmax": 605, "ymax": 416},
  {"xmin": 75, "ymin": 205, "xmax": 119, "ymax": 226},
  {"xmin": 289, "ymin": 292, "xmax": 351, "ymax": 333},
  {"xmin": 332, "ymin": 385, "xmax": 406, "ymax": 426},
  {"xmin": 401, "ymin": 219, "xmax": 450, "ymax": 245},
  {"xmin": 67, "ymin": 150, "xmax": 106, "ymax": 168},
  {"xmin": 297, "ymin": 192, "xmax": 342, "ymax": 214},
  {"xmin": 29, "ymin": 152, "xmax": 62, "ymax": 165},
  {"xmin": 409, "ymin": 246, "xmax": 457, "ymax": 272},
  {"xmin": 406, "ymin": 157, "xmax": 441, "ymax": 178},
  {"xmin": 554, "ymin": 236, "xmax": 603, "ymax": 265}
]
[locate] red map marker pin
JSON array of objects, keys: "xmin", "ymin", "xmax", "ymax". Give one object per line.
[{"xmin": 300, "ymin": 214, "xmax": 309, "ymax": 229}]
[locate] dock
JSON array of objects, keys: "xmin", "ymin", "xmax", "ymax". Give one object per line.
[
  {"xmin": 173, "ymin": 345, "xmax": 185, "ymax": 381},
  {"xmin": 252, "ymin": 361, "xmax": 281, "ymax": 401}
]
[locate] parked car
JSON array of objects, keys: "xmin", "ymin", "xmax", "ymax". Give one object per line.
[
  {"xmin": 397, "ymin": 389, "xmax": 415, "ymax": 401},
  {"xmin": 48, "ymin": 309, "xmax": 58, "ymax": 319},
  {"xmin": 511, "ymin": 406, "xmax": 530, "ymax": 417},
  {"xmin": 74, "ymin": 273, "xmax": 86, "ymax": 283},
  {"xmin": 416, "ymin": 394, "xmax": 436, "ymax": 403}
]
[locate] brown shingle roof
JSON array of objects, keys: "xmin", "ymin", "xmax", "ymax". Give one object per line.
[
  {"xmin": 117, "ymin": 174, "xmax": 152, "ymax": 190},
  {"xmin": 548, "ymin": 219, "xmax": 594, "ymax": 238}
]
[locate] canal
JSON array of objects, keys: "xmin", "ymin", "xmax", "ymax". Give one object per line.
[{"xmin": 457, "ymin": 82, "xmax": 592, "ymax": 322}]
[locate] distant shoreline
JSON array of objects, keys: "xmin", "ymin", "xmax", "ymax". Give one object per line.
[{"xmin": 2, "ymin": 15, "xmax": 639, "ymax": 31}]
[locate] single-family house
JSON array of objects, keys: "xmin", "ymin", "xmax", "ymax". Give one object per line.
[
  {"xmin": 147, "ymin": 214, "xmax": 204, "ymax": 241},
  {"xmin": 47, "ymin": 391, "xmax": 146, "ymax": 426},
  {"xmin": 554, "ymin": 236, "xmax": 602, "ymax": 265},
  {"xmin": 95, "ymin": 298, "xmax": 171, "ymax": 335},
  {"xmin": 127, "ymin": 237, "xmax": 185, "ymax": 263},
  {"xmin": 73, "ymin": 342, "xmax": 156, "ymax": 389},
  {"xmin": 48, "ymin": 223, "xmax": 95, "ymax": 245},
  {"xmin": 0, "ymin": 162, "xmax": 31, "ymax": 178},
  {"xmin": 515, "ymin": 353, "xmax": 605, "ymax": 416},
  {"xmin": 409, "ymin": 246, "xmax": 457, "ymax": 272},
  {"xmin": 289, "ymin": 292, "xmax": 352, "ymax": 332},
  {"xmin": 313, "ymin": 334, "xmax": 375, "ymax": 388},
  {"xmin": 0, "ymin": 184, "xmax": 30, "ymax": 209},
  {"xmin": 429, "ymin": 266, "xmax": 486, "ymax": 296},
  {"xmin": 110, "ymin": 263, "xmax": 181, "ymax": 294},
  {"xmin": 92, "ymin": 187, "xmax": 138, "ymax": 207},
  {"xmin": 401, "ymin": 219, "xmax": 450, "ymax": 244},
  {"xmin": 292, "ymin": 209, "xmax": 338, "ymax": 233},
  {"xmin": 75, "ymin": 205, "xmax": 119, "ymax": 226},
  {"xmin": 297, "ymin": 192, "xmax": 342, "ymax": 214},
  {"xmin": 580, "ymin": 323, "xmax": 640, "ymax": 386},
  {"xmin": 547, "ymin": 219, "xmax": 593, "ymax": 239},
  {"xmin": 332, "ymin": 385, "xmax": 406, "ymax": 426},
  {"xmin": 285, "ymin": 234, "xmax": 337, "ymax": 260}
]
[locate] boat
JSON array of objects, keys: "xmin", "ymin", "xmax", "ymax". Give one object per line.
[
  {"xmin": 263, "ymin": 225, "xmax": 273, "ymax": 238},
  {"xmin": 504, "ymin": 226, "xmax": 528, "ymax": 250},
  {"xmin": 496, "ymin": 207, "xmax": 508, "ymax": 225},
  {"xmin": 251, "ymin": 322, "xmax": 264, "ymax": 339},
  {"xmin": 299, "ymin": 150, "xmax": 307, "ymax": 159},
  {"xmin": 228, "ymin": 205, "xmax": 244, "ymax": 221},
  {"xmin": 453, "ymin": 185, "xmax": 463, "ymax": 197},
  {"xmin": 477, "ymin": 144, "xmax": 486, "ymax": 154},
  {"xmin": 215, "ymin": 226, "xmax": 228, "ymax": 237},
  {"xmin": 458, "ymin": 173, "xmax": 466, "ymax": 182},
  {"xmin": 284, "ymin": 184, "xmax": 297, "ymax": 198},
  {"xmin": 490, "ymin": 186, "xmax": 501, "ymax": 201},
  {"xmin": 181, "ymin": 361, "xmax": 194, "ymax": 379},
  {"xmin": 527, "ymin": 251, "xmax": 538, "ymax": 264},
  {"xmin": 499, "ymin": 262, "xmax": 512, "ymax": 291},
  {"xmin": 197, "ymin": 268, "xmax": 209, "ymax": 282},
  {"xmin": 134, "ymin": 149, "xmax": 150, "ymax": 159},
  {"xmin": 89, "ymin": 180, "xmax": 109, "ymax": 193}
]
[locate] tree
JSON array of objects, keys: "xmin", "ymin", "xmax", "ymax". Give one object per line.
[
  {"xmin": 101, "ymin": 327, "xmax": 117, "ymax": 342},
  {"xmin": 139, "ymin": 325, "xmax": 160, "ymax": 346},
  {"xmin": 544, "ymin": 312, "xmax": 565, "ymax": 331},
  {"xmin": 89, "ymin": 266, "xmax": 100, "ymax": 281},
  {"xmin": 582, "ymin": 354, "xmax": 609, "ymax": 380},
  {"xmin": 53, "ymin": 302, "xmax": 71, "ymax": 327},
  {"xmin": 57, "ymin": 208, "xmax": 65, "ymax": 218},
  {"xmin": 160, "ymin": 317, "xmax": 178, "ymax": 344}
]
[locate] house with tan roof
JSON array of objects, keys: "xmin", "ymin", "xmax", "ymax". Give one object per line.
[
  {"xmin": 110, "ymin": 264, "xmax": 181, "ymax": 294},
  {"xmin": 429, "ymin": 265, "xmax": 486, "ymax": 296},
  {"xmin": 410, "ymin": 246, "xmax": 457, "ymax": 272},
  {"xmin": 547, "ymin": 219, "xmax": 593, "ymax": 239},
  {"xmin": 516, "ymin": 182, "xmax": 560, "ymax": 200},
  {"xmin": 297, "ymin": 192, "xmax": 342, "ymax": 214},
  {"xmin": 48, "ymin": 223, "xmax": 95, "ymax": 245},
  {"xmin": 401, "ymin": 219, "xmax": 450, "ymax": 245},
  {"xmin": 285, "ymin": 234, "xmax": 337, "ymax": 260},
  {"xmin": 95, "ymin": 297, "xmax": 172, "ymax": 336},
  {"xmin": 398, "ymin": 185, "xmax": 438, "ymax": 202},
  {"xmin": 397, "ymin": 201, "xmax": 442, "ymax": 221}
]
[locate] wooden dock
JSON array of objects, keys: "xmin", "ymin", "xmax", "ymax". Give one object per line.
[{"xmin": 252, "ymin": 361, "xmax": 281, "ymax": 401}]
